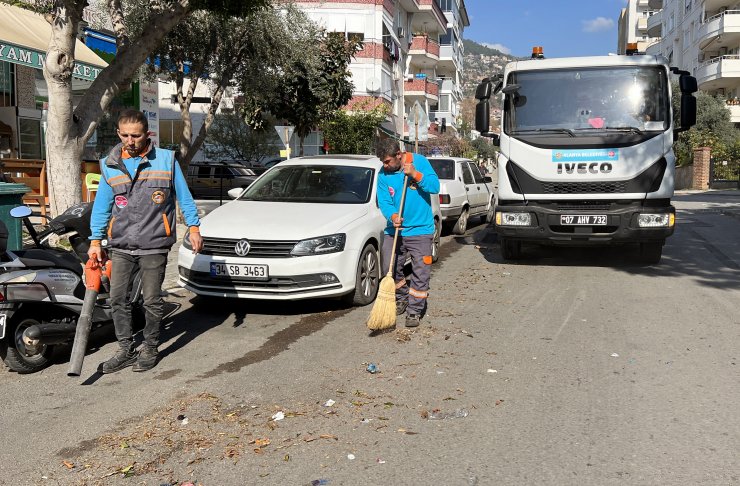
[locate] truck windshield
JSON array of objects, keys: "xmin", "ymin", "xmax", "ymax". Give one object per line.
[{"xmin": 505, "ymin": 66, "xmax": 670, "ymax": 135}]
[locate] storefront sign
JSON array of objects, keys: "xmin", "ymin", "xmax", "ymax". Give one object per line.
[
  {"xmin": 0, "ymin": 42, "xmax": 102, "ymax": 81},
  {"xmin": 138, "ymin": 78, "xmax": 159, "ymax": 147}
]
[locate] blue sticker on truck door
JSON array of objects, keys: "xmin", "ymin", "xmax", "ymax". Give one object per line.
[{"xmin": 552, "ymin": 149, "xmax": 619, "ymax": 162}]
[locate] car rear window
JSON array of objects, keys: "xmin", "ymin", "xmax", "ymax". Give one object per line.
[
  {"xmin": 430, "ymin": 159, "xmax": 455, "ymax": 180},
  {"xmin": 240, "ymin": 165, "xmax": 375, "ymax": 204}
]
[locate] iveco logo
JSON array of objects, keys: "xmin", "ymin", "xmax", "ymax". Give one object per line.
[{"xmin": 234, "ymin": 239, "xmax": 251, "ymax": 256}]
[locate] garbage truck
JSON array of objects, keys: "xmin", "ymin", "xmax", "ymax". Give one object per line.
[{"xmin": 474, "ymin": 44, "xmax": 697, "ymax": 263}]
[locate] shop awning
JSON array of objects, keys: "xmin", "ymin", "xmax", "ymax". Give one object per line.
[{"xmin": 0, "ymin": 4, "xmax": 107, "ymax": 81}]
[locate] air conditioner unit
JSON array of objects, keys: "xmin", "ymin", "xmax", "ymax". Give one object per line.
[
  {"xmin": 407, "ymin": 73, "xmax": 415, "ymax": 81},
  {"xmin": 398, "ymin": 27, "xmax": 405, "ymax": 38}
]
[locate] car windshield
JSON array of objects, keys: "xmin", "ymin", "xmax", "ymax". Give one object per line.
[
  {"xmin": 429, "ymin": 159, "xmax": 455, "ymax": 180},
  {"xmin": 505, "ymin": 66, "xmax": 670, "ymax": 134},
  {"xmin": 239, "ymin": 165, "xmax": 375, "ymax": 204}
]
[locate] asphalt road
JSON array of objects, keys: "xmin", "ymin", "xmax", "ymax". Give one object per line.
[{"xmin": 0, "ymin": 191, "xmax": 738, "ymax": 485}]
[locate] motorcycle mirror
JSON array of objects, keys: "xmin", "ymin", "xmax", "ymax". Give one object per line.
[{"xmin": 10, "ymin": 206, "xmax": 32, "ymax": 219}]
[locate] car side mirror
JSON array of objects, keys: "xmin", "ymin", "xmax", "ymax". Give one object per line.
[
  {"xmin": 484, "ymin": 176, "xmax": 493, "ymax": 183},
  {"xmin": 227, "ymin": 187, "xmax": 245, "ymax": 199}
]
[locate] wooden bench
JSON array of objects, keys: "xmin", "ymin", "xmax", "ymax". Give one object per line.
[{"xmin": 0, "ymin": 159, "xmax": 47, "ymax": 217}]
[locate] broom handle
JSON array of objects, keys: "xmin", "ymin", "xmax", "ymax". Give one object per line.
[{"xmin": 386, "ymin": 173, "xmax": 409, "ymax": 276}]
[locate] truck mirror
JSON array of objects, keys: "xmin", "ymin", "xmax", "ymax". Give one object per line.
[
  {"xmin": 475, "ymin": 100, "xmax": 490, "ymax": 133},
  {"xmin": 501, "ymin": 84, "xmax": 520, "ymax": 95},
  {"xmin": 493, "ymin": 80, "xmax": 503, "ymax": 94},
  {"xmin": 680, "ymin": 93, "xmax": 696, "ymax": 128},
  {"xmin": 475, "ymin": 80, "xmax": 492, "ymax": 100},
  {"xmin": 679, "ymin": 75, "xmax": 697, "ymax": 94},
  {"xmin": 489, "ymin": 133, "xmax": 500, "ymax": 146}
]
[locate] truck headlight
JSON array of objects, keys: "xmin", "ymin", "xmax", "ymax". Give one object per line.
[
  {"xmin": 496, "ymin": 212, "xmax": 532, "ymax": 226},
  {"xmin": 291, "ymin": 234, "xmax": 346, "ymax": 256},
  {"xmin": 638, "ymin": 213, "xmax": 673, "ymax": 228}
]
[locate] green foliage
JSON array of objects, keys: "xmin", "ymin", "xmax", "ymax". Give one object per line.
[
  {"xmin": 672, "ymin": 82, "xmax": 740, "ymax": 166},
  {"xmin": 321, "ymin": 102, "xmax": 389, "ymax": 155},
  {"xmin": 243, "ymin": 31, "xmax": 362, "ymax": 154},
  {"xmin": 204, "ymin": 112, "xmax": 279, "ymax": 163},
  {"xmin": 470, "ymin": 137, "xmax": 498, "ymax": 160},
  {"xmin": 419, "ymin": 132, "xmax": 472, "ymax": 157}
]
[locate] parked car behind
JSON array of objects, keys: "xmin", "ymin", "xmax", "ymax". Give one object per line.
[
  {"xmin": 428, "ymin": 157, "xmax": 496, "ymax": 235},
  {"xmin": 186, "ymin": 162, "xmax": 258, "ymax": 199},
  {"xmin": 178, "ymin": 154, "xmax": 441, "ymax": 305}
]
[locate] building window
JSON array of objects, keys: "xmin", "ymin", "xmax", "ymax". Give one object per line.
[
  {"xmin": 439, "ymin": 94, "xmax": 450, "ymax": 112},
  {"xmin": 436, "ymin": 0, "xmax": 452, "ymax": 12},
  {"xmin": 159, "ymin": 119, "xmax": 184, "ymax": 150},
  {"xmin": 0, "ymin": 61, "xmax": 14, "ymax": 107},
  {"xmin": 685, "ymin": 0, "xmax": 691, "ymax": 12},
  {"xmin": 18, "ymin": 118, "xmax": 42, "ymax": 159},
  {"xmin": 439, "ymin": 28, "xmax": 452, "ymax": 46}
]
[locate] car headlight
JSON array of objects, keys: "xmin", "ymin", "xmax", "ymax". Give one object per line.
[
  {"xmin": 182, "ymin": 232, "xmax": 192, "ymax": 250},
  {"xmin": 291, "ymin": 234, "xmax": 346, "ymax": 256}
]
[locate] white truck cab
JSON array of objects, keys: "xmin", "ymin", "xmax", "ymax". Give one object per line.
[{"xmin": 474, "ymin": 45, "xmax": 697, "ymax": 263}]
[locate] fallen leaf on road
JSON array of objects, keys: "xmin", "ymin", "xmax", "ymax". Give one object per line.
[{"xmin": 62, "ymin": 461, "xmax": 74, "ymax": 469}]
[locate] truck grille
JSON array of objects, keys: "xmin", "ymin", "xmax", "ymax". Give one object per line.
[
  {"xmin": 541, "ymin": 181, "xmax": 627, "ymax": 194},
  {"xmin": 201, "ymin": 237, "xmax": 299, "ymax": 258}
]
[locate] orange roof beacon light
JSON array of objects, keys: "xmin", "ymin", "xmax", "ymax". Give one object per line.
[
  {"xmin": 531, "ymin": 46, "xmax": 544, "ymax": 59},
  {"xmin": 626, "ymin": 42, "xmax": 639, "ymax": 56}
]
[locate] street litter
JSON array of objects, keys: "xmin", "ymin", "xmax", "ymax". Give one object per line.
[
  {"xmin": 611, "ymin": 353, "xmax": 620, "ymax": 357},
  {"xmin": 347, "ymin": 454, "xmax": 356, "ymax": 460},
  {"xmin": 271, "ymin": 411, "xmax": 285, "ymax": 421},
  {"xmin": 427, "ymin": 408, "xmax": 469, "ymax": 420},
  {"xmin": 361, "ymin": 418, "xmax": 372, "ymax": 424},
  {"xmin": 377, "ymin": 458, "xmax": 386, "ymax": 464},
  {"xmin": 323, "ymin": 399, "xmax": 335, "ymax": 407},
  {"xmin": 487, "ymin": 369, "xmax": 498, "ymax": 373},
  {"xmin": 180, "ymin": 417, "xmax": 189, "ymax": 425},
  {"xmin": 366, "ymin": 363, "xmax": 379, "ymax": 374},
  {"xmin": 310, "ymin": 480, "xmax": 330, "ymax": 486}
]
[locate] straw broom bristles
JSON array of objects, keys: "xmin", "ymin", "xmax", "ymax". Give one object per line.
[{"xmin": 366, "ymin": 271, "xmax": 397, "ymax": 330}]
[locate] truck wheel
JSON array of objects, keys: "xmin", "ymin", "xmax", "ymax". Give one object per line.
[
  {"xmin": 0, "ymin": 317, "xmax": 54, "ymax": 374},
  {"xmin": 639, "ymin": 241, "xmax": 663, "ymax": 264},
  {"xmin": 500, "ymin": 237, "xmax": 522, "ymax": 260},
  {"xmin": 432, "ymin": 218, "xmax": 441, "ymax": 263},
  {"xmin": 342, "ymin": 243, "xmax": 379, "ymax": 306},
  {"xmin": 452, "ymin": 208, "xmax": 469, "ymax": 235}
]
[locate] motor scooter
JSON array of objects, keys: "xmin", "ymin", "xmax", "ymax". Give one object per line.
[{"xmin": 0, "ymin": 203, "xmax": 142, "ymax": 373}]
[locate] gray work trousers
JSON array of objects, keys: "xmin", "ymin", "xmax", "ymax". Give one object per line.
[
  {"xmin": 109, "ymin": 251, "xmax": 168, "ymax": 349},
  {"xmin": 381, "ymin": 233, "xmax": 433, "ymax": 316}
]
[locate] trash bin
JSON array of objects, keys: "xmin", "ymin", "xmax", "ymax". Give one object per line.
[{"xmin": 0, "ymin": 182, "xmax": 31, "ymax": 251}]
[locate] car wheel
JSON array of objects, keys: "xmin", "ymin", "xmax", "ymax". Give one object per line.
[
  {"xmin": 452, "ymin": 207, "xmax": 469, "ymax": 235},
  {"xmin": 432, "ymin": 218, "xmax": 441, "ymax": 263},
  {"xmin": 0, "ymin": 316, "xmax": 54, "ymax": 374},
  {"xmin": 500, "ymin": 237, "xmax": 522, "ymax": 260},
  {"xmin": 639, "ymin": 241, "xmax": 663, "ymax": 264},
  {"xmin": 343, "ymin": 243, "xmax": 379, "ymax": 306},
  {"xmin": 483, "ymin": 197, "xmax": 495, "ymax": 224}
]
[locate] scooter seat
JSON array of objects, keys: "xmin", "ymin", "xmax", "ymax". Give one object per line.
[{"xmin": 11, "ymin": 249, "xmax": 83, "ymax": 275}]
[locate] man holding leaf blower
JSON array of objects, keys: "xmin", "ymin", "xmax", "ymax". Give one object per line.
[{"xmin": 376, "ymin": 139, "xmax": 440, "ymax": 327}]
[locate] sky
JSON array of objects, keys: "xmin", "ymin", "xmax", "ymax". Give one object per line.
[{"xmin": 462, "ymin": 0, "xmax": 629, "ymax": 58}]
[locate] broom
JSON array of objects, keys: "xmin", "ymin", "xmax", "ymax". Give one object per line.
[{"xmin": 367, "ymin": 173, "xmax": 409, "ymax": 331}]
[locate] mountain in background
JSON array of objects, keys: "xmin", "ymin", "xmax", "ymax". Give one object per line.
[{"xmin": 461, "ymin": 39, "xmax": 520, "ymax": 98}]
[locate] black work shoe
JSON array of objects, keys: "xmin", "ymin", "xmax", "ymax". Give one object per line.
[
  {"xmin": 396, "ymin": 301, "xmax": 408, "ymax": 316},
  {"xmin": 132, "ymin": 346, "xmax": 159, "ymax": 372},
  {"xmin": 405, "ymin": 314, "xmax": 421, "ymax": 328},
  {"xmin": 101, "ymin": 347, "xmax": 138, "ymax": 374}
]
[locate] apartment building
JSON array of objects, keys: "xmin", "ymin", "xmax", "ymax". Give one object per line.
[
  {"xmin": 640, "ymin": 0, "xmax": 740, "ymax": 123},
  {"xmin": 297, "ymin": 0, "xmax": 469, "ymax": 141},
  {"xmin": 618, "ymin": 0, "xmax": 661, "ymax": 54}
]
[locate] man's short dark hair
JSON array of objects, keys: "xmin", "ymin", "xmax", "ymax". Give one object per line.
[
  {"xmin": 117, "ymin": 109, "xmax": 149, "ymax": 132},
  {"xmin": 375, "ymin": 139, "xmax": 400, "ymax": 159}
]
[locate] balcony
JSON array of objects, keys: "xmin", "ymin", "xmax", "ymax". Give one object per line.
[
  {"xmin": 696, "ymin": 55, "xmax": 740, "ymax": 91},
  {"xmin": 698, "ymin": 10, "xmax": 740, "ymax": 50},
  {"xmin": 647, "ymin": 0, "xmax": 662, "ymax": 8},
  {"xmin": 726, "ymin": 102, "xmax": 740, "ymax": 123},
  {"xmin": 408, "ymin": 35, "xmax": 440, "ymax": 67},
  {"xmin": 404, "ymin": 77, "xmax": 439, "ymax": 100},
  {"xmin": 645, "ymin": 39, "xmax": 663, "ymax": 55},
  {"xmin": 637, "ymin": 0, "xmax": 650, "ymax": 6},
  {"xmin": 647, "ymin": 11, "xmax": 662, "ymax": 37},
  {"xmin": 637, "ymin": 17, "xmax": 648, "ymax": 31},
  {"xmin": 410, "ymin": 0, "xmax": 447, "ymax": 35}
]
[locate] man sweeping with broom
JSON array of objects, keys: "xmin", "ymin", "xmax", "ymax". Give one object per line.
[{"xmin": 368, "ymin": 139, "xmax": 440, "ymax": 330}]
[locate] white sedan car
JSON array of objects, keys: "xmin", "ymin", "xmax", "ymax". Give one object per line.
[{"xmin": 179, "ymin": 155, "xmax": 440, "ymax": 305}]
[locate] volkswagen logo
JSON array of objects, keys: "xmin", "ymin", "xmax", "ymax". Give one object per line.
[{"xmin": 234, "ymin": 239, "xmax": 251, "ymax": 256}]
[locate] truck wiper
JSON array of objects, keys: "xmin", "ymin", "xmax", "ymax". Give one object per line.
[
  {"xmin": 604, "ymin": 126, "xmax": 644, "ymax": 135},
  {"xmin": 512, "ymin": 128, "xmax": 575, "ymax": 137}
]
